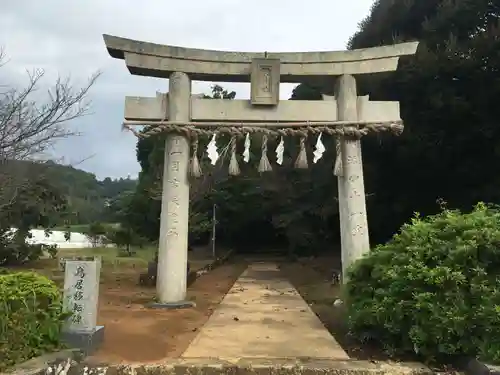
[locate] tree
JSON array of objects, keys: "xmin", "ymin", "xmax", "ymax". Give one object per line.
[
  {"xmin": 0, "ymin": 177, "xmax": 67, "ymax": 265},
  {"xmin": 106, "ymin": 227, "xmax": 145, "ymax": 256},
  {"xmin": 0, "ymin": 49, "xmax": 100, "ymax": 263},
  {"xmin": 289, "ymin": 0, "xmax": 500, "ymax": 244},
  {"xmin": 84, "ymin": 222, "xmax": 107, "ymax": 248},
  {"xmin": 348, "ymin": 0, "xmax": 500, "ymax": 242},
  {"xmin": 105, "ymin": 191, "xmax": 146, "ymax": 255},
  {"xmin": 0, "ymin": 49, "xmax": 100, "ymax": 209}
]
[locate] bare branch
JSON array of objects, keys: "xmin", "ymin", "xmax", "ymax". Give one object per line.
[
  {"xmin": 0, "ymin": 48, "xmax": 7, "ymax": 68},
  {"xmin": 0, "ymin": 70, "xmax": 100, "ymax": 161},
  {"xmin": 0, "ymin": 49, "xmax": 100, "ymax": 208}
]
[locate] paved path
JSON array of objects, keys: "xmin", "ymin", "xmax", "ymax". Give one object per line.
[{"xmin": 182, "ymin": 262, "xmax": 348, "ymax": 360}]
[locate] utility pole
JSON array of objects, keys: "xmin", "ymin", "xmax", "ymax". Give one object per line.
[{"xmin": 211, "ymin": 203, "xmax": 216, "ymax": 258}]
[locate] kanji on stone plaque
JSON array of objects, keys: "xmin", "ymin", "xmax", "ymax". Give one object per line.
[{"xmin": 63, "ymin": 260, "xmax": 100, "ymax": 332}]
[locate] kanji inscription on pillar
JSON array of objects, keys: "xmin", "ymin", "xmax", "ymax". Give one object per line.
[
  {"xmin": 171, "ymin": 161, "xmax": 180, "ymax": 172},
  {"xmin": 169, "ymin": 178, "xmax": 180, "ymax": 188},
  {"xmin": 342, "ymin": 139, "xmax": 368, "ymax": 240},
  {"xmin": 166, "ymin": 148, "xmax": 183, "ymax": 238}
]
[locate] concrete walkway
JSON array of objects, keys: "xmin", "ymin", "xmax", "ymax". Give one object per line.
[{"xmin": 182, "ymin": 262, "xmax": 348, "ymax": 360}]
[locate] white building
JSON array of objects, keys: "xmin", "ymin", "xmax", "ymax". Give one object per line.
[{"xmin": 10, "ymin": 228, "xmax": 95, "ymax": 248}]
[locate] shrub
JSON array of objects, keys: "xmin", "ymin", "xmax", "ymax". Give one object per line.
[
  {"xmin": 345, "ymin": 202, "xmax": 500, "ymax": 364},
  {"xmin": 0, "ymin": 272, "xmax": 68, "ymax": 370}
]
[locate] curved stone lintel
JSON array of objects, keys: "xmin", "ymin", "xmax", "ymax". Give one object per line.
[{"xmin": 103, "ymin": 34, "xmax": 419, "ymax": 82}]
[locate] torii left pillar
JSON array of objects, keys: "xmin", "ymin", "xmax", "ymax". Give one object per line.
[{"xmin": 151, "ymin": 71, "xmax": 194, "ymax": 309}]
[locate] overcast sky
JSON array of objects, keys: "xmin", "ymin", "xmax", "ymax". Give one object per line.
[{"xmin": 0, "ymin": 0, "xmax": 374, "ymax": 180}]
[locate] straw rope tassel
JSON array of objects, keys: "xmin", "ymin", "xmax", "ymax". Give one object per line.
[
  {"xmin": 333, "ymin": 137, "xmax": 343, "ymax": 176},
  {"xmin": 295, "ymin": 136, "xmax": 308, "ymax": 169},
  {"xmin": 189, "ymin": 137, "xmax": 202, "ymax": 177},
  {"xmin": 228, "ymin": 135, "xmax": 240, "ymax": 176},
  {"xmin": 258, "ymin": 134, "xmax": 272, "ymax": 172}
]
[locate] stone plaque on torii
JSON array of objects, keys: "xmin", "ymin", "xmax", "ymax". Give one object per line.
[{"xmin": 103, "ymin": 34, "xmax": 419, "ymax": 308}]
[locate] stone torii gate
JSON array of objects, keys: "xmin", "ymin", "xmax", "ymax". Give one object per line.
[{"xmin": 103, "ymin": 35, "xmax": 419, "ymax": 308}]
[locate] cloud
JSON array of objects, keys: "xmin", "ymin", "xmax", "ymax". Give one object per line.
[{"xmin": 0, "ymin": 0, "xmax": 374, "ymax": 179}]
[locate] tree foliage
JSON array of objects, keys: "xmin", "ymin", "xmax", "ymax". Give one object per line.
[
  {"xmin": 106, "ymin": 226, "xmax": 145, "ymax": 256},
  {"xmin": 46, "ymin": 161, "xmax": 136, "ymax": 225},
  {"xmin": 346, "ymin": 203, "xmax": 500, "ymax": 363},
  {"xmin": 290, "ymin": 0, "xmax": 500, "ymax": 244},
  {"xmin": 83, "ymin": 222, "xmax": 107, "ymax": 248},
  {"xmin": 105, "ymin": 191, "xmax": 146, "ymax": 255},
  {"xmin": 350, "ymin": 0, "xmax": 500, "ymax": 241},
  {"xmin": 0, "ymin": 175, "xmax": 67, "ymax": 265}
]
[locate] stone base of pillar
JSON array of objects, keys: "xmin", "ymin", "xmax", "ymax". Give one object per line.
[{"xmin": 147, "ymin": 301, "xmax": 196, "ymax": 309}]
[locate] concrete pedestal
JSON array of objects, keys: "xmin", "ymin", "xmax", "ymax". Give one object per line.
[{"xmin": 61, "ymin": 326, "xmax": 105, "ymax": 356}]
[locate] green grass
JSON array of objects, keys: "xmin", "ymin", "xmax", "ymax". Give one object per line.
[
  {"xmin": 50, "ymin": 223, "xmax": 120, "ymax": 233},
  {"xmin": 56, "ymin": 246, "xmax": 214, "ymax": 275},
  {"xmin": 3, "ymin": 245, "xmax": 215, "ymax": 287},
  {"xmin": 2, "ymin": 246, "xmax": 157, "ymax": 285},
  {"xmin": 57, "ymin": 246, "xmax": 156, "ymax": 265}
]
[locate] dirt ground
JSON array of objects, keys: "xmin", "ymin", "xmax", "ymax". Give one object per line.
[
  {"xmin": 279, "ymin": 256, "xmax": 388, "ymax": 361},
  {"xmin": 5, "ymin": 248, "xmax": 246, "ymax": 364},
  {"xmin": 90, "ymin": 261, "xmax": 247, "ymax": 364}
]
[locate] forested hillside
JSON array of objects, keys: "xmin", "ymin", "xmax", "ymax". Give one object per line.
[{"xmin": 25, "ymin": 160, "xmax": 137, "ymax": 226}]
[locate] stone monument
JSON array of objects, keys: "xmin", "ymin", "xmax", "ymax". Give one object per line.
[
  {"xmin": 103, "ymin": 34, "xmax": 419, "ymax": 304},
  {"xmin": 62, "ymin": 258, "xmax": 104, "ymax": 354}
]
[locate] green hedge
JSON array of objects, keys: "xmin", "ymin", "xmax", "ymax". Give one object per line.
[
  {"xmin": 0, "ymin": 271, "xmax": 68, "ymax": 371},
  {"xmin": 345, "ymin": 203, "xmax": 500, "ymax": 364}
]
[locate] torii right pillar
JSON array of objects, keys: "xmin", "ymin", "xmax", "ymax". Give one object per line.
[{"xmin": 335, "ymin": 74, "xmax": 370, "ymax": 283}]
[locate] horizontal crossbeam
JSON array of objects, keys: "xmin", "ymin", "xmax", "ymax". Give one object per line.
[
  {"xmin": 122, "ymin": 119, "xmax": 401, "ymax": 128},
  {"xmin": 124, "ymin": 96, "xmax": 401, "ymax": 123},
  {"xmin": 104, "ymin": 34, "xmax": 419, "ymax": 82}
]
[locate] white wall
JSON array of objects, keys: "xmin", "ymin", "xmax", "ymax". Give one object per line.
[{"xmin": 10, "ymin": 228, "xmax": 95, "ymax": 248}]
